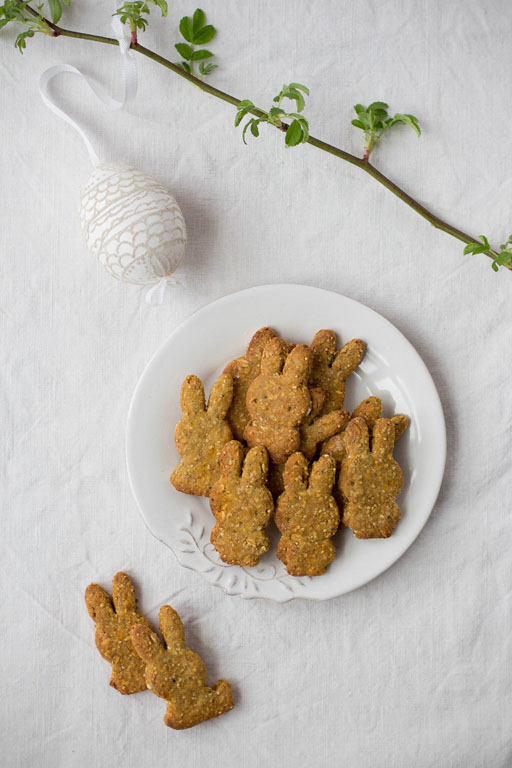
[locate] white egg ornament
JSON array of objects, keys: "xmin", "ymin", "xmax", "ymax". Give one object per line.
[{"xmin": 80, "ymin": 163, "xmax": 187, "ymax": 286}]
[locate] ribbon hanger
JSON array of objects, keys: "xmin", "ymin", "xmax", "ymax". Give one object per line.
[{"xmin": 38, "ymin": 14, "xmax": 137, "ymax": 166}]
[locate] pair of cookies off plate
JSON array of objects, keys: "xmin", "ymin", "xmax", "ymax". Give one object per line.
[
  {"xmin": 170, "ymin": 325, "xmax": 408, "ymax": 578},
  {"xmin": 126, "ymin": 285, "xmax": 446, "ymax": 601},
  {"xmin": 85, "ymin": 572, "xmax": 234, "ymax": 730}
]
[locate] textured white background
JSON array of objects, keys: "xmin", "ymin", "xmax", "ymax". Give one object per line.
[{"xmin": 1, "ymin": 1, "xmax": 512, "ymax": 766}]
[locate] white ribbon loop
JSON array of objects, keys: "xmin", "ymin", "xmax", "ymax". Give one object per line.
[{"xmin": 38, "ymin": 15, "xmax": 137, "ymax": 166}]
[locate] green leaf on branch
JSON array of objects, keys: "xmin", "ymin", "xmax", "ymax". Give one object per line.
[
  {"xmin": 493, "ymin": 249, "xmax": 512, "ymax": 271},
  {"xmin": 242, "ymin": 118, "xmax": 262, "ymax": 144},
  {"xmin": 297, "ymin": 116, "xmax": 309, "ymax": 142},
  {"xmin": 198, "ymin": 61, "xmax": 217, "ymax": 75},
  {"xmin": 285, "ymin": 120, "xmax": 303, "ymax": 147},
  {"xmin": 274, "ymin": 83, "xmax": 309, "ymax": 113},
  {"xmin": 289, "ymin": 82, "xmax": 310, "ymax": 95},
  {"xmin": 351, "ymin": 101, "xmax": 421, "ymax": 158},
  {"xmin": 151, "ymin": 0, "xmax": 168, "ymax": 14},
  {"xmin": 175, "ymin": 42, "xmax": 193, "ymax": 59},
  {"xmin": 179, "ymin": 14, "xmax": 193, "ymax": 41},
  {"xmin": 465, "ymin": 234, "xmax": 512, "ymax": 271},
  {"xmin": 15, "ymin": 27, "xmax": 34, "ymax": 52},
  {"xmin": 234, "ymin": 99, "xmax": 255, "ymax": 127},
  {"xmin": 193, "ymin": 24, "xmax": 215, "ymax": 44},
  {"xmin": 0, "ymin": 0, "xmax": 56, "ymax": 52},
  {"xmin": 192, "ymin": 8, "xmax": 204, "ymax": 32},
  {"xmin": 190, "ymin": 48, "xmax": 212, "ymax": 61},
  {"xmin": 237, "ymin": 84, "xmax": 310, "ymax": 149},
  {"xmin": 389, "ymin": 113, "xmax": 421, "ymax": 136},
  {"xmin": 48, "ymin": 0, "xmax": 62, "ymax": 24},
  {"xmin": 463, "ymin": 235, "xmax": 490, "ymax": 256},
  {"xmin": 113, "ymin": 1, "xmax": 167, "ymax": 40},
  {"xmin": 367, "ymin": 101, "xmax": 388, "ymax": 111},
  {"xmin": 175, "ymin": 8, "xmax": 217, "ymax": 76}
]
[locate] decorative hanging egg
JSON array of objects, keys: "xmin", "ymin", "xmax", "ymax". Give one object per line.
[{"xmin": 80, "ymin": 163, "xmax": 187, "ymax": 285}]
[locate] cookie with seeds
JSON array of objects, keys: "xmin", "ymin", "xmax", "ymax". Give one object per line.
[
  {"xmin": 223, "ymin": 327, "xmax": 278, "ymax": 441},
  {"xmin": 269, "ymin": 389, "xmax": 349, "ymax": 498},
  {"xmin": 170, "ymin": 373, "xmax": 233, "ymax": 497},
  {"xmin": 209, "ymin": 441, "xmax": 274, "ymax": 566},
  {"xmin": 310, "ymin": 329, "xmax": 365, "ymax": 413},
  {"xmin": 300, "ymin": 400, "xmax": 350, "ymax": 460},
  {"xmin": 244, "ymin": 339, "xmax": 311, "ymax": 465},
  {"xmin": 275, "ymin": 453, "xmax": 339, "ymax": 576},
  {"xmin": 340, "ymin": 416, "xmax": 404, "ymax": 538},
  {"xmin": 131, "ymin": 605, "xmax": 234, "ymax": 730},
  {"xmin": 322, "ymin": 398, "xmax": 408, "ymax": 516},
  {"xmin": 85, "ymin": 572, "xmax": 150, "ymax": 695},
  {"xmin": 322, "ymin": 397, "xmax": 408, "ymax": 462}
]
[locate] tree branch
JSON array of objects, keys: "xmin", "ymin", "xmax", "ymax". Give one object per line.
[{"xmin": 20, "ymin": 3, "xmax": 509, "ymax": 270}]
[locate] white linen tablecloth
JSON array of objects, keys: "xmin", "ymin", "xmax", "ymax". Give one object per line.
[{"xmin": 1, "ymin": 1, "xmax": 511, "ymax": 765}]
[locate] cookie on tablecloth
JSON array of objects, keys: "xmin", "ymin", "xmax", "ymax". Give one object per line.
[
  {"xmin": 131, "ymin": 605, "xmax": 234, "ymax": 729},
  {"xmin": 85, "ymin": 572, "xmax": 150, "ymax": 695}
]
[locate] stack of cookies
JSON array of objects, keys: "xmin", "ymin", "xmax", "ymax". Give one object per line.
[{"xmin": 170, "ymin": 327, "xmax": 408, "ymax": 577}]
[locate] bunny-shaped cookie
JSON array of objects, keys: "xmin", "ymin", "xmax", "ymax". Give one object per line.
[
  {"xmin": 340, "ymin": 416, "xmax": 404, "ymax": 538},
  {"xmin": 131, "ymin": 605, "xmax": 234, "ymax": 730},
  {"xmin": 275, "ymin": 453, "xmax": 339, "ymax": 576},
  {"xmin": 170, "ymin": 373, "xmax": 233, "ymax": 496},
  {"xmin": 309, "ymin": 329, "xmax": 365, "ymax": 414},
  {"xmin": 223, "ymin": 326, "xmax": 277, "ymax": 441},
  {"xmin": 268, "ymin": 388, "xmax": 349, "ymax": 498},
  {"xmin": 85, "ymin": 572, "xmax": 150, "ymax": 694},
  {"xmin": 244, "ymin": 339, "xmax": 311, "ymax": 464},
  {"xmin": 209, "ymin": 441, "xmax": 274, "ymax": 566}
]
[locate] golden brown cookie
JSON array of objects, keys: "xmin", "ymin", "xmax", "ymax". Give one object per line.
[
  {"xmin": 389, "ymin": 413, "xmax": 409, "ymax": 441},
  {"xmin": 131, "ymin": 605, "xmax": 234, "ymax": 730},
  {"xmin": 266, "ymin": 387, "xmax": 324, "ymax": 499},
  {"xmin": 209, "ymin": 441, "xmax": 274, "ymax": 566},
  {"xmin": 244, "ymin": 339, "xmax": 311, "ymax": 465},
  {"xmin": 310, "ymin": 330, "xmax": 365, "ymax": 413},
  {"xmin": 170, "ymin": 373, "xmax": 233, "ymax": 497},
  {"xmin": 301, "ymin": 406, "xmax": 350, "ymax": 460},
  {"xmin": 224, "ymin": 327, "xmax": 278, "ymax": 441},
  {"xmin": 275, "ymin": 453, "xmax": 339, "ymax": 576},
  {"xmin": 321, "ymin": 396, "xmax": 383, "ymax": 461},
  {"xmin": 85, "ymin": 572, "xmax": 150, "ymax": 695},
  {"xmin": 322, "ymin": 399, "xmax": 408, "ymax": 517},
  {"xmin": 322, "ymin": 398, "xmax": 408, "ymax": 462},
  {"xmin": 340, "ymin": 416, "xmax": 404, "ymax": 538},
  {"xmin": 267, "ymin": 390, "xmax": 349, "ymax": 499}
]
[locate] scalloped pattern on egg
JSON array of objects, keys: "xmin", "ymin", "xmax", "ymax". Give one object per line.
[{"xmin": 80, "ymin": 163, "xmax": 187, "ymax": 285}]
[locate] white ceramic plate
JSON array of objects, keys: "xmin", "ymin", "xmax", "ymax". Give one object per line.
[{"xmin": 126, "ymin": 284, "xmax": 446, "ymax": 602}]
